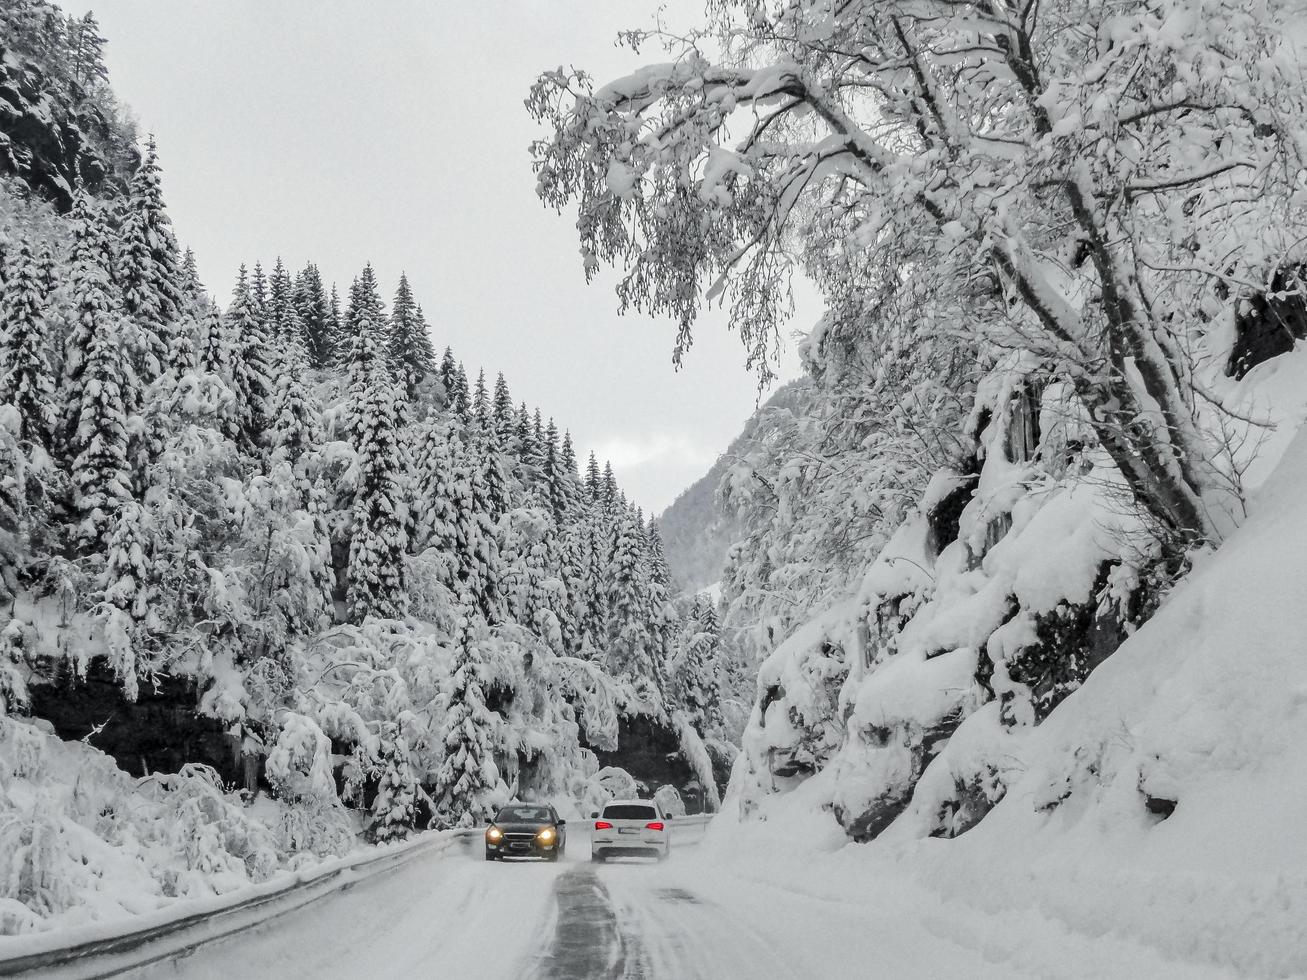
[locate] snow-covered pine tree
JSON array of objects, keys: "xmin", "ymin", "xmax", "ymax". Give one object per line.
[
  {"xmin": 412, "ymin": 304, "xmax": 436, "ymax": 383},
  {"xmin": 676, "ymin": 600, "xmax": 721, "ymax": 732},
  {"xmin": 250, "ymin": 261, "xmax": 268, "ymax": 323},
  {"xmin": 431, "ymin": 601, "xmax": 504, "ymax": 828},
  {"xmin": 325, "ymin": 282, "xmax": 343, "ymax": 367},
  {"xmin": 412, "ymin": 416, "xmax": 459, "ymax": 585},
  {"xmin": 60, "ymin": 185, "xmax": 120, "ymax": 429},
  {"xmin": 293, "ymin": 262, "xmax": 332, "ymax": 368},
  {"xmin": 102, "ymin": 501, "xmax": 155, "ymax": 623},
  {"xmin": 267, "ymin": 256, "xmax": 302, "ymax": 345},
  {"xmin": 346, "ymin": 328, "xmax": 409, "ymax": 623},
  {"xmin": 647, "ymin": 517, "xmax": 670, "ymax": 589},
  {"xmin": 224, "ymin": 265, "xmax": 275, "ymax": 455},
  {"xmin": 451, "ymin": 433, "xmax": 503, "ymax": 624},
  {"xmin": 388, "ymin": 273, "xmax": 432, "ymax": 400},
  {"xmin": 584, "ymin": 452, "xmax": 601, "ymax": 503},
  {"xmin": 115, "ymin": 136, "xmax": 184, "ymax": 381},
  {"xmin": 68, "ymin": 307, "xmax": 134, "ymax": 549},
  {"xmin": 471, "ymin": 368, "xmax": 490, "ymax": 433},
  {"xmin": 491, "ymin": 373, "xmax": 514, "ymax": 444},
  {"xmin": 180, "ymin": 248, "xmax": 205, "ymax": 309},
  {"xmin": 438, "ymin": 347, "xmax": 458, "ymax": 398},
  {"xmin": 340, "ymin": 267, "xmax": 389, "ymax": 448},
  {"xmin": 450, "ymin": 362, "xmax": 470, "ymax": 421},
  {"xmin": 66, "ymin": 10, "xmax": 110, "ymax": 91},
  {"xmin": 516, "ymin": 403, "xmax": 547, "ymax": 491},
  {"xmin": 605, "ymin": 505, "xmax": 661, "ymax": 698},
  {"xmin": 98, "ymin": 500, "xmax": 157, "ymax": 700},
  {"xmin": 601, "ymin": 461, "xmax": 618, "ymax": 513},
  {"xmin": 543, "ymin": 419, "xmax": 573, "ymax": 523},
  {"xmin": 0, "ymin": 241, "xmax": 58, "ymax": 448},
  {"xmin": 367, "ymin": 721, "xmax": 417, "ymax": 842},
  {"xmin": 481, "ymin": 426, "xmax": 512, "ymax": 527},
  {"xmin": 267, "ymin": 334, "xmax": 320, "ymax": 474}
]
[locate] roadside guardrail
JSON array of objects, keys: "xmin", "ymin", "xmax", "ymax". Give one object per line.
[{"xmin": 0, "ymin": 829, "xmax": 479, "ymax": 980}]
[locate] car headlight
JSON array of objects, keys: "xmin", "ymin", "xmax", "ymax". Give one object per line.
[
  {"xmin": 486, "ymin": 826, "xmax": 503, "ymax": 842},
  {"xmin": 537, "ymin": 826, "xmax": 556, "ymax": 843}
]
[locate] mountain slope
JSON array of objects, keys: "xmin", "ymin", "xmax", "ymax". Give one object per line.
[{"xmin": 657, "ymin": 379, "xmax": 807, "ymax": 593}]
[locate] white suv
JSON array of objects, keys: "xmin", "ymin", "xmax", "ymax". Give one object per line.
[{"xmin": 590, "ymin": 799, "xmax": 671, "ymax": 863}]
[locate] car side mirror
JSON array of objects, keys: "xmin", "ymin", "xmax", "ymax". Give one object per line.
[
  {"xmin": 557, "ymin": 819, "xmax": 567, "ymax": 826},
  {"xmin": 590, "ymin": 811, "xmax": 599, "ymax": 819},
  {"xmin": 666, "ymin": 814, "xmax": 674, "ymax": 820}
]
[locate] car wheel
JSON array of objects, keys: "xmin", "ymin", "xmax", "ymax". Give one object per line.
[
  {"xmin": 546, "ymin": 849, "xmax": 559, "ymax": 863},
  {"xmin": 591, "ymin": 852, "xmax": 605, "ymax": 864},
  {"xmin": 658, "ymin": 846, "xmax": 670, "ymax": 862},
  {"xmin": 485, "ymin": 852, "xmax": 497, "ymax": 862}
]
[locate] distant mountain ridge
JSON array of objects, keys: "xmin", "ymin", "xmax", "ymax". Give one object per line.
[{"xmin": 657, "ymin": 379, "xmax": 806, "ymax": 593}]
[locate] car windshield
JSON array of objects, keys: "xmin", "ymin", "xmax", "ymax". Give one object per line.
[
  {"xmin": 495, "ymin": 805, "xmax": 553, "ymax": 823},
  {"xmin": 602, "ymin": 804, "xmax": 657, "ymax": 821}
]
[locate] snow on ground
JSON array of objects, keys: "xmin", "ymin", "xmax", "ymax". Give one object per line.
[{"xmin": 123, "ymin": 818, "xmax": 1249, "ymax": 980}]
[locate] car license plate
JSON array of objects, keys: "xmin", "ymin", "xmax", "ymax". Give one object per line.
[
  {"xmin": 511, "ymin": 842, "xmax": 529, "ymax": 849},
  {"xmin": 619, "ymin": 828, "xmax": 639, "ymax": 835}
]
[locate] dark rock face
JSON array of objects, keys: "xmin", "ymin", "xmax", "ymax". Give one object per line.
[
  {"xmin": 836, "ymin": 789, "xmax": 913, "ymax": 843},
  {"xmin": 0, "ymin": 38, "xmax": 135, "ymax": 212},
  {"xmin": 1144, "ymin": 794, "xmax": 1177, "ymax": 820},
  {"xmin": 931, "ymin": 768, "xmax": 1004, "ymax": 839},
  {"xmin": 925, "ymin": 467, "xmax": 978, "ymax": 558},
  {"xmin": 592, "ymin": 715, "xmax": 710, "ymax": 811},
  {"xmin": 1227, "ymin": 265, "xmax": 1307, "ymax": 379},
  {"xmin": 28, "ymin": 659, "xmax": 246, "ymax": 787},
  {"xmin": 1002, "ymin": 565, "xmax": 1128, "ymax": 724}
]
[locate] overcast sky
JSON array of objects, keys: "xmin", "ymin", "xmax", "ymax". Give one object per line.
[{"xmin": 71, "ymin": 0, "xmax": 818, "ymax": 514}]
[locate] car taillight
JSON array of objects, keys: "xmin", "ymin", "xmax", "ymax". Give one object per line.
[
  {"xmin": 594, "ymin": 821, "xmax": 613, "ymax": 830},
  {"xmin": 645, "ymin": 821, "xmax": 665, "ymax": 831}
]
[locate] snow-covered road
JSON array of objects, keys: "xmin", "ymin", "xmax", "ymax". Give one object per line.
[{"xmin": 124, "ymin": 827, "xmax": 1232, "ymax": 980}]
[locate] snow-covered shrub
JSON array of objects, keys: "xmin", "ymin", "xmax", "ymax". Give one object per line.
[
  {"xmin": 0, "ymin": 792, "xmax": 79, "ymax": 931},
  {"xmin": 654, "ymin": 784, "xmax": 686, "ymax": 817},
  {"xmin": 265, "ymin": 712, "xmax": 354, "ymax": 857},
  {"xmin": 367, "ymin": 722, "xmax": 417, "ymax": 842},
  {"xmin": 0, "ymin": 619, "xmax": 31, "ymax": 715},
  {"xmin": 142, "ymin": 764, "xmax": 281, "ymax": 894}
]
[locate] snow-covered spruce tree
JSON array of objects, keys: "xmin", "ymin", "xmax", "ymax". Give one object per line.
[
  {"xmin": 450, "ymin": 362, "xmax": 471, "ymax": 421},
  {"xmin": 266, "ymin": 256, "xmax": 307, "ymax": 349},
  {"xmin": 96, "ymin": 501, "xmax": 157, "ymax": 700},
  {"xmin": 491, "ymin": 372, "xmax": 514, "ymax": 443},
  {"xmin": 267, "ymin": 335, "xmax": 320, "ymax": 472},
  {"xmin": 115, "ymin": 136, "xmax": 184, "ymax": 385},
  {"xmin": 367, "ymin": 721, "xmax": 418, "ymax": 842},
  {"xmin": 293, "ymin": 261, "xmax": 332, "ymax": 368},
  {"xmin": 0, "ymin": 241, "xmax": 58, "ymax": 448},
  {"xmin": 325, "ymin": 282, "xmax": 344, "ymax": 366},
  {"xmin": 676, "ymin": 601, "xmax": 721, "ymax": 732},
  {"xmin": 449, "ymin": 431, "xmax": 504, "ymax": 624},
  {"xmin": 249, "ymin": 261, "xmax": 268, "ymax": 322},
  {"xmin": 470, "ymin": 368, "xmax": 490, "ymax": 433},
  {"xmin": 68, "ymin": 307, "xmax": 134, "ymax": 549},
  {"xmin": 225, "ymin": 265, "xmax": 275, "ymax": 455},
  {"xmin": 412, "ymin": 415, "xmax": 460, "ymax": 588},
  {"xmin": 515, "ymin": 403, "xmax": 543, "ymax": 486},
  {"xmin": 387, "ymin": 273, "xmax": 434, "ymax": 400},
  {"xmin": 346, "ymin": 329, "xmax": 409, "ymax": 623},
  {"xmin": 604, "ymin": 505, "xmax": 662, "ymax": 699},
  {"xmin": 438, "ymin": 346, "xmax": 457, "ymax": 396},
  {"xmin": 431, "ymin": 602, "xmax": 505, "ymax": 828},
  {"xmin": 340, "ymin": 265, "xmax": 388, "ymax": 443},
  {"xmin": 59, "ymin": 185, "xmax": 120, "ymax": 444}
]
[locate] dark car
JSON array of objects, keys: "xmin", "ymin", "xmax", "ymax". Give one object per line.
[{"xmin": 485, "ymin": 803, "xmax": 567, "ymax": 861}]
